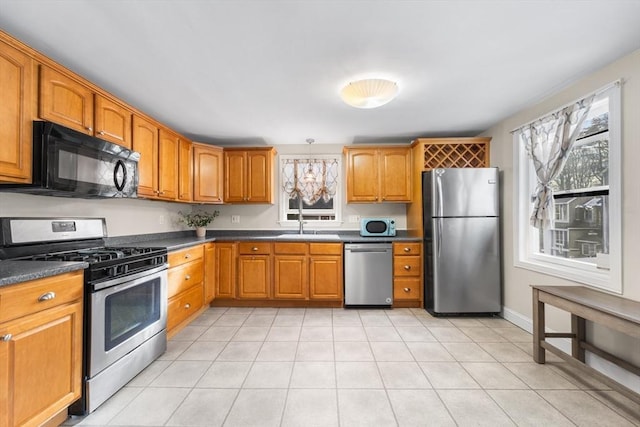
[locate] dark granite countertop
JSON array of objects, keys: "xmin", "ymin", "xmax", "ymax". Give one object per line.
[
  {"xmin": 0, "ymin": 230, "xmax": 420, "ymax": 287},
  {"xmin": 0, "ymin": 260, "xmax": 88, "ymax": 288},
  {"xmin": 107, "ymin": 230, "xmax": 420, "ymax": 251}
]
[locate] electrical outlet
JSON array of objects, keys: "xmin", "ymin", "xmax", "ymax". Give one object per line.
[
  {"xmin": 231, "ymin": 215, "xmax": 240, "ymax": 224},
  {"xmin": 158, "ymin": 215, "xmax": 165, "ymax": 225},
  {"xmin": 348, "ymin": 215, "xmax": 360, "ymax": 223}
]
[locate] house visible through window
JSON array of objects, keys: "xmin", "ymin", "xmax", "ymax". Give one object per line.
[
  {"xmin": 514, "ymin": 82, "xmax": 621, "ymax": 293},
  {"xmin": 279, "ymin": 155, "xmax": 341, "ymax": 225}
]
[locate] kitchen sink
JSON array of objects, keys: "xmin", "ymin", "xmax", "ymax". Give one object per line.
[{"xmin": 276, "ymin": 234, "xmax": 341, "ymax": 240}]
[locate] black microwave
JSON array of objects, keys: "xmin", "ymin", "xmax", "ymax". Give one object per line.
[{"xmin": 1, "ymin": 121, "xmax": 140, "ymax": 198}]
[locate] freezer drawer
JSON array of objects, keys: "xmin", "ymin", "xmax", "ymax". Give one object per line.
[
  {"xmin": 344, "ymin": 243, "xmax": 393, "ymax": 306},
  {"xmin": 427, "ymin": 217, "xmax": 501, "ymax": 314}
]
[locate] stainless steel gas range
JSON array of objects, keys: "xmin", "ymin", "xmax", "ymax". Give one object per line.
[{"xmin": 0, "ymin": 217, "xmax": 168, "ymax": 414}]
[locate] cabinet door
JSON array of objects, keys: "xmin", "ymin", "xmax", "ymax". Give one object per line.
[
  {"xmin": 39, "ymin": 66, "xmax": 93, "ymax": 135},
  {"xmin": 132, "ymin": 115, "xmax": 159, "ymax": 198},
  {"xmin": 345, "ymin": 148, "xmax": 379, "ymax": 202},
  {"xmin": 309, "ymin": 256, "xmax": 343, "ymax": 300},
  {"xmin": 237, "ymin": 256, "xmax": 270, "ymax": 299},
  {"xmin": 0, "ymin": 302, "xmax": 82, "ymax": 427},
  {"xmin": 178, "ymin": 139, "xmax": 193, "ymax": 202},
  {"xmin": 246, "ymin": 150, "xmax": 272, "ymax": 203},
  {"xmin": 0, "ymin": 40, "xmax": 34, "ymax": 183},
  {"xmin": 193, "ymin": 144, "xmax": 223, "ymax": 203},
  {"xmin": 204, "ymin": 242, "xmax": 216, "ymax": 303},
  {"xmin": 379, "ymin": 147, "xmax": 412, "ymax": 202},
  {"xmin": 224, "ymin": 151, "xmax": 246, "ymax": 202},
  {"xmin": 157, "ymin": 128, "xmax": 179, "ymax": 200},
  {"xmin": 94, "ymin": 94, "xmax": 132, "ymax": 148},
  {"xmin": 215, "ymin": 243, "xmax": 236, "ymax": 299},
  {"xmin": 274, "ymin": 255, "xmax": 308, "ymax": 299}
]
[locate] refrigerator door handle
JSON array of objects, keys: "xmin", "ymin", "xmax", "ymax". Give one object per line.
[
  {"xmin": 435, "ymin": 172, "xmax": 443, "ymax": 217},
  {"xmin": 436, "ymin": 219, "xmax": 442, "ymax": 258}
]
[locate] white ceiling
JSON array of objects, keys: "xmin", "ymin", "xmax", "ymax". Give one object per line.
[{"xmin": 1, "ymin": 1, "xmax": 640, "ymax": 146}]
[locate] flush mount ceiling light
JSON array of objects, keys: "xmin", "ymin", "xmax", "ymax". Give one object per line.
[{"xmin": 340, "ymin": 78, "xmax": 399, "ymax": 109}]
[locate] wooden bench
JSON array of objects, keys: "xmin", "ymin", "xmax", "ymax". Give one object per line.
[{"xmin": 531, "ymin": 285, "xmax": 640, "ymax": 404}]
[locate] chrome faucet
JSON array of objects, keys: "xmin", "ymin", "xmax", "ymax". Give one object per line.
[{"xmin": 297, "ymin": 197, "xmax": 305, "ymax": 234}]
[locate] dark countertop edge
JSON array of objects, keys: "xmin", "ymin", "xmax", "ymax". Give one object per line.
[
  {"xmin": 107, "ymin": 230, "xmax": 421, "ymax": 251},
  {"xmin": 0, "ymin": 260, "xmax": 88, "ymax": 288}
]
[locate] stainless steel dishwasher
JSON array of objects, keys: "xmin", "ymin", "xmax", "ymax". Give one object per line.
[{"xmin": 344, "ymin": 243, "xmax": 393, "ymax": 307}]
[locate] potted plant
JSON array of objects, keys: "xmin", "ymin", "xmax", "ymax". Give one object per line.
[{"xmin": 179, "ymin": 210, "xmax": 220, "ymax": 237}]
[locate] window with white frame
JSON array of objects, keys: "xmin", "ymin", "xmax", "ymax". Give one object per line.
[
  {"xmin": 279, "ymin": 155, "xmax": 341, "ymax": 226},
  {"xmin": 513, "ymin": 82, "xmax": 621, "ymax": 293}
]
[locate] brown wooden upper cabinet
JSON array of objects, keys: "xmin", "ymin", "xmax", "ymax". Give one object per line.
[
  {"xmin": 0, "ymin": 37, "xmax": 35, "ymax": 183},
  {"xmin": 39, "ymin": 66, "xmax": 133, "ymax": 148},
  {"xmin": 344, "ymin": 146, "xmax": 412, "ymax": 203},
  {"xmin": 224, "ymin": 147, "xmax": 275, "ymax": 203},
  {"xmin": 178, "ymin": 138, "xmax": 193, "ymax": 202},
  {"xmin": 193, "ymin": 143, "xmax": 223, "ymax": 203},
  {"xmin": 133, "ymin": 116, "xmax": 179, "ymax": 201}
]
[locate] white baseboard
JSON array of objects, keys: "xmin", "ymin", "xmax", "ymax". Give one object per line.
[{"xmin": 501, "ymin": 306, "xmax": 640, "ymax": 394}]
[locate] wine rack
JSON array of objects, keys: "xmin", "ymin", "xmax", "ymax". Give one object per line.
[{"xmin": 415, "ymin": 138, "xmax": 490, "ymax": 170}]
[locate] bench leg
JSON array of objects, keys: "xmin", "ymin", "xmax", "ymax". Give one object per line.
[
  {"xmin": 571, "ymin": 314, "xmax": 586, "ymax": 362},
  {"xmin": 532, "ymin": 288, "xmax": 546, "ymax": 363}
]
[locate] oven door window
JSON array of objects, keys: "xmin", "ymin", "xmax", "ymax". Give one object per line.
[{"xmin": 104, "ymin": 277, "xmax": 161, "ymax": 351}]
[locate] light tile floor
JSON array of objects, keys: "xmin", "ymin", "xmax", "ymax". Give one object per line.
[{"xmin": 65, "ymin": 307, "xmax": 640, "ymax": 426}]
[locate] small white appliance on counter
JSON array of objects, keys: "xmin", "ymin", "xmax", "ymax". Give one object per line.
[{"xmin": 359, "ymin": 218, "xmax": 396, "ymax": 237}]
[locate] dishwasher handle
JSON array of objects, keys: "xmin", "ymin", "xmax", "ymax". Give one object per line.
[
  {"xmin": 347, "ymin": 248, "xmax": 391, "ymax": 253},
  {"xmin": 345, "ymin": 243, "xmax": 393, "ymax": 253}
]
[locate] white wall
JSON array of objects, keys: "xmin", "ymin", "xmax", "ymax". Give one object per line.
[
  {"xmin": 485, "ymin": 48, "xmax": 640, "ymax": 390},
  {"xmin": 0, "ymin": 143, "xmax": 407, "ymax": 236}
]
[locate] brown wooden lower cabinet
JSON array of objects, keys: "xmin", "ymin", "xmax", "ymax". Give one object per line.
[
  {"xmin": 167, "ymin": 245, "xmax": 206, "ymax": 337},
  {"xmin": 210, "ymin": 241, "xmax": 343, "ymax": 307},
  {"xmin": 0, "ymin": 271, "xmax": 84, "ymax": 427},
  {"xmin": 392, "ymin": 242, "xmax": 423, "ymax": 308}
]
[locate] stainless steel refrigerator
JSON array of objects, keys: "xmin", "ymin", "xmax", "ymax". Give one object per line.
[{"xmin": 423, "ymin": 168, "xmax": 501, "ymax": 315}]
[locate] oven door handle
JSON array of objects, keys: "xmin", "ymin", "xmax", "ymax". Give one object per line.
[{"xmin": 91, "ymin": 264, "xmax": 167, "ymax": 291}]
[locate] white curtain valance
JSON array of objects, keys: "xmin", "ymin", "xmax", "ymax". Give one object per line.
[{"xmin": 282, "ymin": 158, "xmax": 339, "ymax": 205}]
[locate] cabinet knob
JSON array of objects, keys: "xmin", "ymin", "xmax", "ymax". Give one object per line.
[
  {"xmin": 86, "ymin": 126, "xmax": 93, "ymax": 132},
  {"xmin": 184, "ymin": 303, "xmax": 191, "ymax": 309},
  {"xmin": 404, "ymin": 265, "xmax": 411, "ymax": 271},
  {"xmin": 252, "ymin": 247, "xmax": 258, "ymax": 251},
  {"xmin": 403, "ymin": 287, "xmax": 411, "ymax": 293},
  {"xmin": 38, "ymin": 291, "xmax": 56, "ymax": 302},
  {"xmin": 403, "ymin": 247, "xmax": 411, "ymax": 253},
  {"xmin": 185, "ymin": 253, "xmax": 191, "ymax": 259},
  {"xmin": 185, "ymin": 274, "xmax": 191, "ymax": 280},
  {"xmin": 1, "ymin": 334, "xmax": 12, "ymax": 342},
  {"xmin": 97, "ymin": 130, "xmax": 105, "ymax": 135}
]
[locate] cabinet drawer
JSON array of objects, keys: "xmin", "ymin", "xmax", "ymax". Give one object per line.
[
  {"xmin": 394, "ymin": 277, "xmax": 421, "ymax": 300},
  {"xmin": 167, "ymin": 284, "xmax": 204, "ymax": 331},
  {"xmin": 168, "ymin": 245, "xmax": 204, "ymax": 267},
  {"xmin": 309, "ymin": 243, "xmax": 342, "ymax": 255},
  {"xmin": 0, "ymin": 271, "xmax": 84, "ymax": 323},
  {"xmin": 238, "ymin": 242, "xmax": 272, "ymax": 255},
  {"xmin": 168, "ymin": 259, "xmax": 203, "ymax": 298},
  {"xmin": 274, "ymin": 242, "xmax": 308, "ymax": 255},
  {"xmin": 393, "ymin": 242, "xmax": 422, "ymax": 256},
  {"xmin": 393, "ymin": 256, "xmax": 421, "ymax": 277}
]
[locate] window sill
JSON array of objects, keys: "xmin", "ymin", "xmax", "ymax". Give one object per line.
[{"xmin": 514, "ymin": 257, "xmax": 620, "ymax": 294}]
